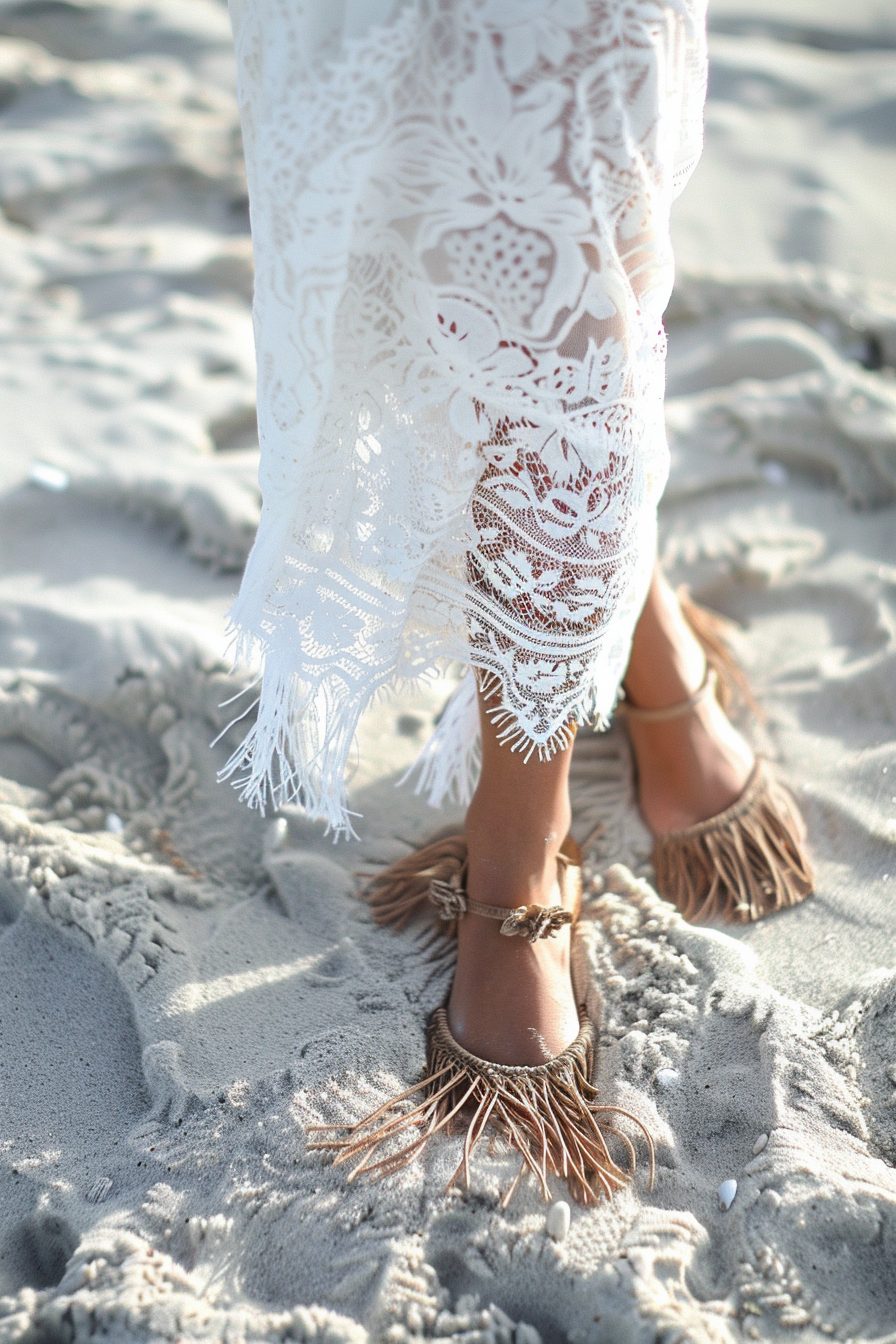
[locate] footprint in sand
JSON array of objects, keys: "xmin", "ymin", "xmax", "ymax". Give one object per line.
[{"xmin": 0, "ymin": 913, "xmax": 148, "ymax": 1295}]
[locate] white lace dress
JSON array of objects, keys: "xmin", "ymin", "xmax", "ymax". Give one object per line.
[{"xmin": 224, "ymin": 0, "xmax": 708, "ymax": 835}]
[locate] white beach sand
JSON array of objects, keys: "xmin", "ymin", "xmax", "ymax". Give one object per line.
[{"xmin": 1, "ymin": 0, "xmax": 896, "ymax": 1339}]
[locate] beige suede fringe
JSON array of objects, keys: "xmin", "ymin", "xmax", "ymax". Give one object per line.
[
  {"xmin": 652, "ymin": 758, "xmax": 814, "ymax": 924},
  {"xmin": 308, "ymin": 1006, "xmax": 654, "ymax": 1206},
  {"xmin": 365, "ymin": 833, "xmax": 468, "ymax": 936}
]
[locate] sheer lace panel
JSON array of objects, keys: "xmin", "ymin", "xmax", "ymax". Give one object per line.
[{"xmin": 224, "ymin": 0, "xmax": 708, "ymax": 832}]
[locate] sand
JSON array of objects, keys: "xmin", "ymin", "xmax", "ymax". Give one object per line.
[{"xmin": 1, "ymin": 0, "xmax": 896, "ymax": 1339}]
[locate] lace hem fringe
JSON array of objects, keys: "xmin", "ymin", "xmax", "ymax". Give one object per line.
[{"xmin": 218, "ymin": 635, "xmax": 618, "ymax": 839}]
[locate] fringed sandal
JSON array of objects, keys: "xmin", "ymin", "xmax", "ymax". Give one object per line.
[
  {"xmin": 309, "ymin": 838, "xmax": 654, "ymax": 1206},
  {"xmin": 620, "ymin": 593, "xmax": 814, "ymax": 924},
  {"xmin": 652, "ymin": 753, "xmax": 813, "ymax": 922}
]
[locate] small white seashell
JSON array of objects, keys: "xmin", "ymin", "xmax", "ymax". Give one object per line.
[
  {"xmin": 546, "ymin": 1200, "xmax": 570, "ymax": 1243},
  {"xmin": 760, "ymin": 460, "xmax": 788, "ymax": 486},
  {"xmin": 29, "ymin": 460, "xmax": 70, "ymax": 491},
  {"xmin": 718, "ymin": 1179, "xmax": 738, "ymax": 1211},
  {"xmin": 515, "ymin": 1325, "xmax": 542, "ymax": 1344},
  {"xmin": 87, "ymin": 1176, "xmax": 113, "ymax": 1204},
  {"xmin": 105, "ymin": 813, "xmax": 124, "ymax": 833},
  {"xmin": 752, "ymin": 1133, "xmax": 769, "ymax": 1155},
  {"xmin": 655, "ymin": 1068, "xmax": 680, "ymax": 1089},
  {"xmin": 265, "ymin": 816, "xmax": 289, "ymax": 854}
]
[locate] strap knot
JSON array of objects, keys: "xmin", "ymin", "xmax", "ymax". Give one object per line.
[
  {"xmin": 499, "ymin": 903, "xmax": 573, "ymax": 943},
  {"xmin": 428, "ymin": 877, "xmax": 467, "ymax": 921}
]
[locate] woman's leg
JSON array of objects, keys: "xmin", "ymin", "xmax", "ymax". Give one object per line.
[
  {"xmin": 449, "ymin": 566, "xmax": 754, "ymax": 1069},
  {"xmin": 451, "ymin": 685, "xmax": 580, "ymax": 1066},
  {"xmin": 623, "ymin": 565, "xmax": 754, "ymax": 834}
]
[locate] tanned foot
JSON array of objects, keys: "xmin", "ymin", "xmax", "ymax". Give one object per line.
[
  {"xmin": 449, "ymin": 796, "xmax": 580, "ymax": 1066},
  {"xmin": 624, "ymin": 571, "xmax": 754, "ymax": 836}
]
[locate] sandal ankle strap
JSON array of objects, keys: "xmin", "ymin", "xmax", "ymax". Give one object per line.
[
  {"xmin": 471, "ymin": 897, "xmax": 573, "ymax": 942},
  {"xmin": 428, "ymin": 879, "xmax": 572, "ymax": 942},
  {"xmin": 619, "ymin": 665, "xmax": 717, "ymax": 723}
]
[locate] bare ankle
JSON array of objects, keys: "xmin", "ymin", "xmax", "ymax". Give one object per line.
[
  {"xmin": 464, "ymin": 794, "xmax": 569, "ymax": 851},
  {"xmin": 465, "ymin": 791, "xmax": 569, "ymax": 865},
  {"xmin": 466, "ymin": 677, "xmax": 575, "ymax": 907},
  {"xmin": 624, "ymin": 568, "xmax": 706, "ymax": 710}
]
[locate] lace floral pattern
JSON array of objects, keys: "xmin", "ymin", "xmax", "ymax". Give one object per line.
[{"xmin": 224, "ymin": 0, "xmax": 708, "ymax": 833}]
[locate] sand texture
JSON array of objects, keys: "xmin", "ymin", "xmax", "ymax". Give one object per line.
[{"xmin": 2, "ymin": 0, "xmax": 896, "ymax": 1339}]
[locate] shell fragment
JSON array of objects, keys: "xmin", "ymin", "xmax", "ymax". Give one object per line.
[
  {"xmin": 546, "ymin": 1200, "xmax": 571, "ymax": 1242},
  {"xmin": 29, "ymin": 461, "xmax": 70, "ymax": 491},
  {"xmin": 265, "ymin": 816, "xmax": 289, "ymax": 854},
  {"xmin": 718, "ymin": 1179, "xmax": 738, "ymax": 1211}
]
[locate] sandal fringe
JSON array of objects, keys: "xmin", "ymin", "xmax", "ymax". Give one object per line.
[
  {"xmin": 365, "ymin": 834, "xmax": 467, "ymax": 934},
  {"xmin": 327, "ymin": 837, "xmax": 652, "ymax": 1205},
  {"xmin": 308, "ymin": 1008, "xmax": 654, "ymax": 1206},
  {"xmin": 652, "ymin": 759, "xmax": 814, "ymax": 923}
]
